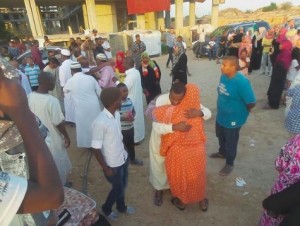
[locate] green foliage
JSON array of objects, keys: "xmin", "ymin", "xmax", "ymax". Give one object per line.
[
  {"xmin": 280, "ymin": 2, "xmax": 292, "ymax": 10},
  {"xmin": 262, "ymin": 2, "xmax": 277, "ymax": 12}
]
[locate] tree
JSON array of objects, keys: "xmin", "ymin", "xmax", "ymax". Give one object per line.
[{"xmin": 262, "ymin": 2, "xmax": 277, "ymax": 12}]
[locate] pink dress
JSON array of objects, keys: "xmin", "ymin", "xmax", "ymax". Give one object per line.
[{"xmin": 259, "ymin": 134, "xmax": 300, "ymax": 226}]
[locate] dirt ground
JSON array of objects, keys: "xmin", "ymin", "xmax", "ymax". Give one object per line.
[{"xmin": 66, "ymin": 50, "xmax": 289, "ymax": 226}]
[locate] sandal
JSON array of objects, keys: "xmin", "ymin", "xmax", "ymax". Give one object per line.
[
  {"xmin": 153, "ymin": 190, "xmax": 163, "ymax": 206},
  {"xmin": 210, "ymin": 152, "xmax": 225, "ymax": 159},
  {"xmin": 171, "ymin": 197, "xmax": 186, "ymax": 211},
  {"xmin": 200, "ymin": 198, "xmax": 209, "ymax": 212}
]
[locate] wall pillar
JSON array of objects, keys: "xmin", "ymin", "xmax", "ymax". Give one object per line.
[
  {"xmin": 157, "ymin": 11, "xmax": 165, "ymax": 30},
  {"xmin": 189, "ymin": 0, "xmax": 196, "ymax": 26},
  {"xmin": 145, "ymin": 12, "xmax": 156, "ymax": 30},
  {"xmin": 211, "ymin": 3, "xmax": 219, "ymax": 28},
  {"xmin": 165, "ymin": 11, "xmax": 171, "ymax": 28},
  {"xmin": 82, "ymin": 3, "xmax": 89, "ymax": 30},
  {"xmin": 24, "ymin": 0, "xmax": 44, "ymax": 37},
  {"xmin": 136, "ymin": 14, "xmax": 146, "ymax": 29},
  {"xmin": 85, "ymin": 0, "xmax": 98, "ymax": 30},
  {"xmin": 175, "ymin": 0, "xmax": 183, "ymax": 28}
]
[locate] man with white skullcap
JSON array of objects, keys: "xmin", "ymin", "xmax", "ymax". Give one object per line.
[
  {"xmin": 59, "ymin": 49, "xmax": 76, "ymax": 125},
  {"xmin": 64, "ymin": 62, "xmax": 101, "ymax": 148},
  {"xmin": 95, "ymin": 53, "xmax": 116, "ymax": 88}
]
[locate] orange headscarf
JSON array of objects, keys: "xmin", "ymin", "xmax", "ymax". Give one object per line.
[{"xmin": 152, "ymin": 84, "xmax": 206, "ymax": 156}]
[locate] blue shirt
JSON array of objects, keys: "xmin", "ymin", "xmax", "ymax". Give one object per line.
[
  {"xmin": 285, "ymin": 85, "xmax": 300, "ymax": 134},
  {"xmin": 119, "ymin": 98, "xmax": 134, "ymax": 130},
  {"xmin": 216, "ymin": 72, "xmax": 256, "ymax": 128},
  {"xmin": 25, "ymin": 64, "xmax": 40, "ymax": 87}
]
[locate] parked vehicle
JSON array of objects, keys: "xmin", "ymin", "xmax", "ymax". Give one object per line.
[
  {"xmin": 193, "ymin": 20, "xmax": 270, "ymax": 57},
  {"xmin": 294, "ymin": 17, "xmax": 300, "ymax": 29},
  {"xmin": 16, "ymin": 46, "xmax": 62, "ymax": 65}
]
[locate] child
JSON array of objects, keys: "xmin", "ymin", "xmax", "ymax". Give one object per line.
[
  {"xmin": 117, "ymin": 83, "xmax": 143, "ymax": 166},
  {"xmin": 24, "ymin": 56, "xmax": 41, "ymax": 91},
  {"xmin": 238, "ymin": 49, "xmax": 250, "ymax": 77},
  {"xmin": 208, "ymin": 37, "xmax": 216, "ymax": 61}
]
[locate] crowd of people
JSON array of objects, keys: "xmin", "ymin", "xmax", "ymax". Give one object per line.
[{"xmin": 0, "ymin": 19, "xmax": 300, "ymax": 226}]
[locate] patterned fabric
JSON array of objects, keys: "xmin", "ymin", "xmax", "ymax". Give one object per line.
[
  {"xmin": 152, "ymin": 84, "xmax": 206, "ymax": 204},
  {"xmin": 25, "ymin": 64, "xmax": 41, "ymax": 87},
  {"xmin": 0, "ymin": 121, "xmax": 22, "ymax": 153},
  {"xmin": 120, "ymin": 98, "xmax": 134, "ymax": 130},
  {"xmin": 131, "ymin": 41, "xmax": 146, "ymax": 69},
  {"xmin": 166, "ymin": 32, "xmax": 176, "ymax": 48},
  {"xmin": 55, "ymin": 187, "xmax": 98, "ymax": 226},
  {"xmin": 285, "ymin": 85, "xmax": 300, "ymax": 134},
  {"xmin": 260, "ymin": 134, "xmax": 300, "ymax": 226}
]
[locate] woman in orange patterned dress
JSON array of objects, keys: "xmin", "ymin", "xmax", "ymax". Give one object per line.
[{"xmin": 152, "ymin": 83, "xmax": 208, "ymax": 211}]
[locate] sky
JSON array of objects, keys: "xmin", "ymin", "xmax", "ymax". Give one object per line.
[{"xmin": 170, "ymin": 0, "xmax": 300, "ymax": 17}]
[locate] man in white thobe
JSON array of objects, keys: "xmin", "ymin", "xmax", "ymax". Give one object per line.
[
  {"xmin": 63, "ymin": 62, "xmax": 101, "ymax": 148},
  {"xmin": 147, "ymin": 83, "xmax": 212, "ymax": 206},
  {"xmin": 59, "ymin": 49, "xmax": 76, "ymax": 123},
  {"xmin": 124, "ymin": 57, "xmax": 145, "ymax": 143}
]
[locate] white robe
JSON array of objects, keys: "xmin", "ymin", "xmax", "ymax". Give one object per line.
[
  {"xmin": 59, "ymin": 59, "xmax": 76, "ymax": 123},
  {"xmin": 149, "ymin": 93, "xmax": 212, "ymax": 190},
  {"xmin": 28, "ymin": 93, "xmax": 72, "ymax": 184},
  {"xmin": 64, "ymin": 72, "xmax": 101, "ymax": 148},
  {"xmin": 125, "ymin": 67, "xmax": 145, "ymax": 143}
]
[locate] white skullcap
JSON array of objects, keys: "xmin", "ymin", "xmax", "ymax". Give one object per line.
[
  {"xmin": 70, "ymin": 62, "xmax": 81, "ymax": 69},
  {"xmin": 96, "ymin": 53, "xmax": 107, "ymax": 61},
  {"xmin": 61, "ymin": 49, "xmax": 71, "ymax": 56}
]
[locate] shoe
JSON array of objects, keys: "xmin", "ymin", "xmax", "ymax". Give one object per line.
[
  {"xmin": 219, "ymin": 164, "xmax": 234, "ymax": 176},
  {"xmin": 64, "ymin": 181, "xmax": 73, "ymax": 188},
  {"xmin": 171, "ymin": 197, "xmax": 186, "ymax": 211},
  {"xmin": 106, "ymin": 211, "xmax": 118, "ymax": 221},
  {"xmin": 210, "ymin": 152, "xmax": 225, "ymax": 159},
  {"xmin": 118, "ymin": 206, "xmax": 135, "ymax": 214},
  {"xmin": 130, "ymin": 159, "xmax": 143, "ymax": 166}
]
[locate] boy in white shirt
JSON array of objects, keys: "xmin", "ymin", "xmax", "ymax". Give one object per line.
[{"xmin": 91, "ymin": 87, "xmax": 135, "ymax": 221}]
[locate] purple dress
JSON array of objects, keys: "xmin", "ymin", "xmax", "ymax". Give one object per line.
[{"xmin": 259, "ymin": 134, "xmax": 300, "ymax": 226}]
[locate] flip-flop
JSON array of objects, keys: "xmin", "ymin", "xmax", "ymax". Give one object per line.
[
  {"xmin": 200, "ymin": 198, "xmax": 209, "ymax": 212},
  {"xmin": 171, "ymin": 197, "xmax": 186, "ymax": 211},
  {"xmin": 153, "ymin": 191, "xmax": 163, "ymax": 206}
]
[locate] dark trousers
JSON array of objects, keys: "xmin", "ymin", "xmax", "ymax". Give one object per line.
[
  {"xmin": 166, "ymin": 46, "xmax": 173, "ymax": 67},
  {"xmin": 31, "ymin": 86, "xmax": 38, "ymax": 91},
  {"xmin": 122, "ymin": 128, "xmax": 135, "ymax": 161},
  {"xmin": 216, "ymin": 122, "xmax": 241, "ymax": 166},
  {"xmin": 102, "ymin": 159, "xmax": 129, "ymax": 215}
]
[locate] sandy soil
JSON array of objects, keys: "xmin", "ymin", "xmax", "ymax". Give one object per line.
[{"xmin": 66, "ymin": 50, "xmax": 289, "ymax": 226}]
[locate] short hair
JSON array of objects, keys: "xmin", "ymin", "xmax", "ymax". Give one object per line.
[
  {"xmin": 44, "ymin": 36, "xmax": 48, "ymax": 39},
  {"xmin": 71, "ymin": 68, "xmax": 82, "ymax": 73},
  {"xmin": 135, "ymin": 34, "xmax": 140, "ymax": 38},
  {"xmin": 223, "ymin": 56, "xmax": 239, "ymax": 69},
  {"xmin": 170, "ymin": 82, "xmax": 186, "ymax": 95},
  {"xmin": 48, "ymin": 57, "xmax": 60, "ymax": 65},
  {"xmin": 38, "ymin": 71, "xmax": 54, "ymax": 85},
  {"xmin": 117, "ymin": 82, "xmax": 127, "ymax": 89},
  {"xmin": 124, "ymin": 56, "xmax": 134, "ymax": 68},
  {"xmin": 100, "ymin": 87, "xmax": 121, "ymax": 108}
]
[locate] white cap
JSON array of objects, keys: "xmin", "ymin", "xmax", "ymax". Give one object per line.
[
  {"xmin": 96, "ymin": 53, "xmax": 107, "ymax": 61},
  {"xmin": 70, "ymin": 62, "xmax": 81, "ymax": 69},
  {"xmin": 61, "ymin": 49, "xmax": 71, "ymax": 56}
]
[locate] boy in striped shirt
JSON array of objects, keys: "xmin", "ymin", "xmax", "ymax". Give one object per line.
[
  {"xmin": 117, "ymin": 83, "xmax": 143, "ymax": 166},
  {"xmin": 25, "ymin": 56, "xmax": 41, "ymax": 91}
]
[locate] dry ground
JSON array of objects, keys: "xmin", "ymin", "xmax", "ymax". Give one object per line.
[{"xmin": 67, "ymin": 50, "xmax": 289, "ymax": 226}]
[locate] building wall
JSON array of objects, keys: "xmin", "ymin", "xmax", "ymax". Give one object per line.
[{"xmin": 95, "ymin": 2, "xmax": 118, "ymax": 33}]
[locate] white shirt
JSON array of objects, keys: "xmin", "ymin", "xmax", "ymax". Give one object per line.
[
  {"xmin": 59, "ymin": 59, "xmax": 74, "ymax": 87},
  {"xmin": 18, "ymin": 70, "xmax": 32, "ymax": 95},
  {"xmin": 197, "ymin": 24, "xmax": 206, "ymax": 42},
  {"xmin": 0, "ymin": 172, "xmax": 27, "ymax": 226},
  {"xmin": 91, "ymin": 108, "xmax": 128, "ymax": 167},
  {"xmin": 287, "ymin": 59, "xmax": 299, "ymax": 82},
  {"xmin": 102, "ymin": 41, "xmax": 112, "ymax": 59}
]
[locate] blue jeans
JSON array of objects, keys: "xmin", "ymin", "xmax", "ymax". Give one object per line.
[
  {"xmin": 216, "ymin": 122, "xmax": 241, "ymax": 166},
  {"xmin": 166, "ymin": 46, "xmax": 173, "ymax": 67},
  {"xmin": 102, "ymin": 158, "xmax": 129, "ymax": 215}
]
